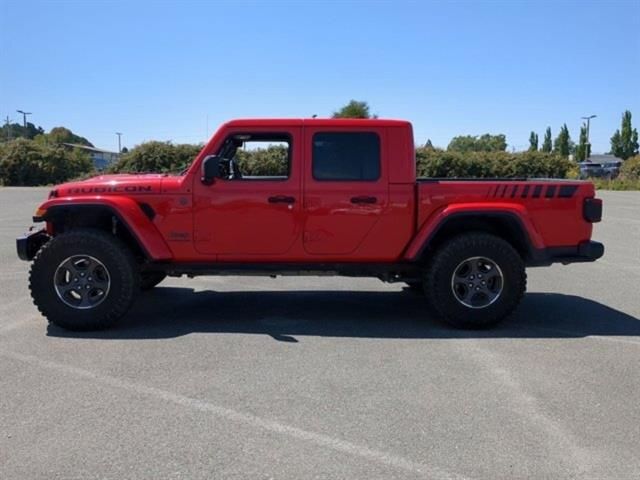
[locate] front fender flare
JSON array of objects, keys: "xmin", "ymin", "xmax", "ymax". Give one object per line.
[{"xmin": 38, "ymin": 196, "xmax": 173, "ymax": 261}]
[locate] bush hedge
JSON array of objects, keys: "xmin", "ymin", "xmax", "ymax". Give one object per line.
[
  {"xmin": 110, "ymin": 141, "xmax": 202, "ymax": 173},
  {"xmin": 235, "ymin": 145, "xmax": 288, "ymax": 176},
  {"xmin": 415, "ymin": 148, "xmax": 573, "ymax": 179},
  {"xmin": 619, "ymin": 155, "xmax": 640, "ymax": 180},
  {"xmin": 0, "ymin": 138, "xmax": 93, "ymax": 186}
]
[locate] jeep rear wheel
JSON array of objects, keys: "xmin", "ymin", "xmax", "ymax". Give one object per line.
[
  {"xmin": 29, "ymin": 229, "xmax": 139, "ymax": 331},
  {"xmin": 425, "ymin": 233, "xmax": 526, "ymax": 328}
]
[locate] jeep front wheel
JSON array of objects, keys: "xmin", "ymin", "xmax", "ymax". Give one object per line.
[
  {"xmin": 29, "ymin": 229, "xmax": 139, "ymax": 331},
  {"xmin": 425, "ymin": 233, "xmax": 526, "ymax": 328}
]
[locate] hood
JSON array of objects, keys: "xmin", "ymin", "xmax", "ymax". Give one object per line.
[{"xmin": 53, "ymin": 173, "xmax": 165, "ymax": 197}]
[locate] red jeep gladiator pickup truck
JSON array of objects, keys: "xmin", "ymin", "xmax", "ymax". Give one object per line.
[{"xmin": 17, "ymin": 119, "xmax": 603, "ymax": 331}]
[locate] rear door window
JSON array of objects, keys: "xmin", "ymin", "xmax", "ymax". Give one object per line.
[{"xmin": 312, "ymin": 132, "xmax": 380, "ymax": 181}]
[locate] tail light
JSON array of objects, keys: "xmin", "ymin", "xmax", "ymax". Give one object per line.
[{"xmin": 583, "ymin": 197, "xmax": 602, "ymax": 223}]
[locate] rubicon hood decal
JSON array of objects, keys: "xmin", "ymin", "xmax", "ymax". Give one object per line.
[
  {"xmin": 66, "ymin": 185, "xmax": 154, "ymax": 194},
  {"xmin": 57, "ymin": 173, "xmax": 165, "ymax": 195}
]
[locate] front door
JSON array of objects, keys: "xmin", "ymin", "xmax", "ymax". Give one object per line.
[
  {"xmin": 303, "ymin": 127, "xmax": 389, "ymax": 255},
  {"xmin": 193, "ymin": 128, "xmax": 302, "ymax": 256}
]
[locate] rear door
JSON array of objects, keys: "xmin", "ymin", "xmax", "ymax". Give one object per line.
[{"xmin": 302, "ymin": 127, "xmax": 389, "ymax": 255}]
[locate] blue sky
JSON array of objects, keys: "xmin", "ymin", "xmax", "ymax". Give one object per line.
[{"xmin": 1, "ymin": 0, "xmax": 639, "ymax": 153}]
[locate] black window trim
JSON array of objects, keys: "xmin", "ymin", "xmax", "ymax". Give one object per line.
[
  {"xmin": 311, "ymin": 131, "xmax": 382, "ymax": 182},
  {"xmin": 216, "ymin": 131, "xmax": 293, "ymax": 182}
]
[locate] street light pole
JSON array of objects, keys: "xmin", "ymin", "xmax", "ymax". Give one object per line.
[
  {"xmin": 581, "ymin": 115, "xmax": 597, "ymax": 161},
  {"xmin": 115, "ymin": 132, "xmax": 123, "ymax": 153},
  {"xmin": 16, "ymin": 110, "xmax": 32, "ymax": 128}
]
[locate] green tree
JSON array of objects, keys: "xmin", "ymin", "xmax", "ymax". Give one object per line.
[
  {"xmin": 528, "ymin": 131, "xmax": 539, "ymax": 151},
  {"xmin": 35, "ymin": 126, "xmax": 94, "ymax": 147},
  {"xmin": 610, "ymin": 110, "xmax": 639, "ymax": 160},
  {"xmin": 0, "ymin": 122, "xmax": 44, "ymax": 141},
  {"xmin": 541, "ymin": 127, "xmax": 553, "ymax": 152},
  {"xmin": 447, "ymin": 134, "xmax": 507, "ymax": 152},
  {"xmin": 575, "ymin": 123, "xmax": 591, "ymax": 162},
  {"xmin": 332, "ymin": 100, "xmax": 374, "ymax": 119},
  {"xmin": 424, "ymin": 139, "xmax": 435, "ymax": 150},
  {"xmin": 553, "ymin": 124, "xmax": 573, "ymax": 157}
]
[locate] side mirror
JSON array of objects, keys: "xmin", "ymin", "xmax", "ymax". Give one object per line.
[{"xmin": 201, "ymin": 155, "xmax": 221, "ymax": 185}]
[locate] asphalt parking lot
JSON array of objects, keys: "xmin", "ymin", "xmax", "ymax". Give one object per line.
[{"xmin": 1, "ymin": 187, "xmax": 639, "ymax": 479}]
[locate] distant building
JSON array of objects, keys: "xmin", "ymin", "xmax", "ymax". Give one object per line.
[
  {"xmin": 62, "ymin": 143, "xmax": 120, "ymax": 170},
  {"xmin": 586, "ymin": 154, "xmax": 623, "ymax": 164}
]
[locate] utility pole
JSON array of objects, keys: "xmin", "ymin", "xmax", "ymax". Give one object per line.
[
  {"xmin": 4, "ymin": 116, "xmax": 11, "ymax": 141},
  {"xmin": 581, "ymin": 115, "xmax": 596, "ymax": 161},
  {"xmin": 115, "ymin": 132, "xmax": 123, "ymax": 153},
  {"xmin": 16, "ymin": 110, "xmax": 32, "ymax": 129}
]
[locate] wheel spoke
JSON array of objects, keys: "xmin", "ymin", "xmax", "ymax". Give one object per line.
[
  {"xmin": 60, "ymin": 258, "xmax": 80, "ymax": 278},
  {"xmin": 479, "ymin": 285, "xmax": 495, "ymax": 299},
  {"xmin": 454, "ymin": 272, "xmax": 468, "ymax": 282},
  {"xmin": 462, "ymin": 288, "xmax": 476, "ymax": 303},
  {"xmin": 470, "ymin": 261, "xmax": 481, "ymax": 276},
  {"xmin": 85, "ymin": 257, "xmax": 100, "ymax": 271},
  {"xmin": 484, "ymin": 270, "xmax": 499, "ymax": 280},
  {"xmin": 78, "ymin": 291, "xmax": 92, "ymax": 308},
  {"xmin": 57, "ymin": 283, "xmax": 77, "ymax": 295}
]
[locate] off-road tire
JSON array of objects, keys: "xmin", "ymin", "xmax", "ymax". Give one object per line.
[
  {"xmin": 424, "ymin": 233, "xmax": 526, "ymax": 328},
  {"xmin": 29, "ymin": 229, "xmax": 139, "ymax": 331},
  {"xmin": 140, "ymin": 272, "xmax": 166, "ymax": 291}
]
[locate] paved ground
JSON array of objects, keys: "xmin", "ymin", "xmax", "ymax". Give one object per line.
[{"xmin": 1, "ymin": 187, "xmax": 639, "ymax": 480}]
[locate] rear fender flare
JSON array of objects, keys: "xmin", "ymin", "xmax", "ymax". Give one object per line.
[{"xmin": 403, "ymin": 203, "xmax": 544, "ymax": 261}]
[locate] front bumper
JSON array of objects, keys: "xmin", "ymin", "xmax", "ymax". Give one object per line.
[{"xmin": 16, "ymin": 229, "xmax": 50, "ymax": 261}]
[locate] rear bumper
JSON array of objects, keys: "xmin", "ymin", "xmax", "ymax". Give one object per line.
[
  {"xmin": 528, "ymin": 240, "xmax": 604, "ymax": 266},
  {"xmin": 16, "ymin": 229, "xmax": 50, "ymax": 261},
  {"xmin": 576, "ymin": 240, "xmax": 605, "ymax": 260}
]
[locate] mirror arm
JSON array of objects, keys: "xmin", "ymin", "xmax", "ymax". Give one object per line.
[{"xmin": 201, "ymin": 175, "xmax": 215, "ymax": 186}]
